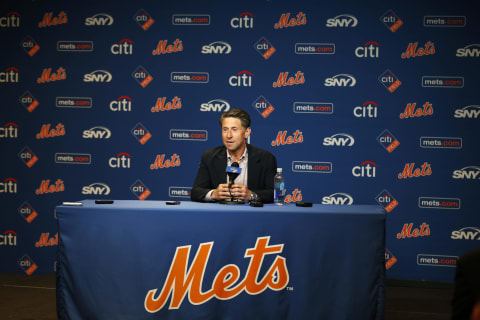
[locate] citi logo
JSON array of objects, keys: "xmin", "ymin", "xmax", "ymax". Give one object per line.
[
  {"xmin": 82, "ymin": 126, "xmax": 111, "ymax": 139},
  {"xmin": 144, "ymin": 236, "xmax": 288, "ymax": 312},
  {"xmin": 110, "ymin": 96, "xmax": 132, "ymax": 112},
  {"xmin": 131, "ymin": 179, "xmax": 151, "ymax": 201},
  {"xmin": 111, "ymin": 39, "xmax": 133, "ymax": 55},
  {"xmin": 84, "ymin": 13, "xmax": 114, "ymax": 26},
  {"xmin": 0, "ymin": 178, "xmax": 17, "ymax": 193},
  {"xmin": 83, "ymin": 70, "xmax": 112, "ymax": 82},
  {"xmin": 201, "ymin": 41, "xmax": 231, "ymax": 54},
  {"xmin": 354, "ymin": 101, "xmax": 378, "ymax": 118},
  {"xmin": 1, "ymin": 230, "xmax": 17, "ymax": 246},
  {"xmin": 109, "ymin": 152, "xmax": 131, "ymax": 168},
  {"xmin": 323, "ymin": 133, "xmax": 355, "ymax": 147},
  {"xmin": 18, "ymin": 255, "xmax": 37, "ymax": 275},
  {"xmin": 352, "ymin": 161, "xmax": 376, "ymax": 178},
  {"xmin": 200, "ymin": 99, "xmax": 230, "ymax": 112},
  {"xmin": 451, "ymin": 227, "xmax": 480, "ymax": 240},
  {"xmin": 0, "ymin": 122, "xmax": 18, "ymax": 138},
  {"xmin": 0, "ymin": 12, "xmax": 20, "ymax": 27},
  {"xmin": 456, "ymin": 44, "xmax": 480, "ymax": 57},
  {"xmin": 82, "ymin": 182, "xmax": 111, "ymax": 195},
  {"xmin": 0, "ymin": 67, "xmax": 19, "ymax": 83},
  {"xmin": 322, "ymin": 193, "xmax": 354, "ymax": 205},
  {"xmin": 18, "ymin": 202, "xmax": 38, "ymax": 223},
  {"xmin": 229, "ymin": 70, "xmax": 252, "ymax": 87},
  {"xmin": 452, "ymin": 166, "xmax": 480, "ymax": 179},
  {"xmin": 326, "ymin": 14, "xmax": 358, "ymax": 27},
  {"xmin": 230, "ymin": 12, "xmax": 254, "ymax": 29},
  {"xmin": 355, "ymin": 41, "xmax": 379, "ymax": 58},
  {"xmin": 454, "ymin": 105, "xmax": 480, "ymax": 118},
  {"xmin": 324, "ymin": 74, "xmax": 356, "ymax": 87}
]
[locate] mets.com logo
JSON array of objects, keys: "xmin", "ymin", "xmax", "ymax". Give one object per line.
[
  {"xmin": 292, "ymin": 161, "xmax": 332, "ymax": 173},
  {"xmin": 144, "ymin": 236, "xmax": 288, "ymax": 312},
  {"xmin": 417, "ymin": 254, "xmax": 457, "ymax": 267},
  {"xmin": 422, "ymin": 76, "xmax": 463, "ymax": 88},
  {"xmin": 169, "ymin": 129, "xmax": 207, "ymax": 141},
  {"xmin": 169, "ymin": 186, "xmax": 191, "ymax": 198},
  {"xmin": 418, "ymin": 197, "xmax": 460, "ymax": 210},
  {"xmin": 420, "ymin": 137, "xmax": 462, "ymax": 149}
]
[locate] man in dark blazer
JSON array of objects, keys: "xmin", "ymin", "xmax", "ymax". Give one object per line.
[
  {"xmin": 191, "ymin": 109, "xmax": 277, "ymax": 203},
  {"xmin": 451, "ymin": 247, "xmax": 480, "ymax": 320}
]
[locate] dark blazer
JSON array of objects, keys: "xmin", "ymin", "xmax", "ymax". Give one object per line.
[
  {"xmin": 451, "ymin": 248, "xmax": 480, "ymax": 320},
  {"xmin": 191, "ymin": 144, "xmax": 277, "ymax": 203}
]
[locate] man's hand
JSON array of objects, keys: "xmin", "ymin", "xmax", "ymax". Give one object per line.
[
  {"xmin": 230, "ymin": 183, "xmax": 251, "ymax": 202},
  {"xmin": 212, "ymin": 183, "xmax": 232, "ymax": 200}
]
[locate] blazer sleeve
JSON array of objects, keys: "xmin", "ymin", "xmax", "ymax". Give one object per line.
[
  {"xmin": 191, "ymin": 152, "xmax": 214, "ymax": 202},
  {"xmin": 250, "ymin": 149, "xmax": 277, "ymax": 203}
]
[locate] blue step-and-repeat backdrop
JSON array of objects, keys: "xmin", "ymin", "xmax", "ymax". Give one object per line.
[{"xmin": 1, "ymin": 0, "xmax": 479, "ymax": 281}]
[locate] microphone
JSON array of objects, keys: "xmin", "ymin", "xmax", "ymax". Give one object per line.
[{"xmin": 226, "ymin": 162, "xmax": 241, "ymax": 186}]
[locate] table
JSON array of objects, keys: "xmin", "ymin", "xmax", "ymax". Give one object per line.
[{"xmin": 56, "ymin": 200, "xmax": 385, "ymax": 320}]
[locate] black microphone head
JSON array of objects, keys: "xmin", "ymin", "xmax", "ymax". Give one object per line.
[
  {"xmin": 231, "ymin": 162, "xmax": 239, "ymax": 168},
  {"xmin": 227, "ymin": 162, "xmax": 240, "ymax": 185}
]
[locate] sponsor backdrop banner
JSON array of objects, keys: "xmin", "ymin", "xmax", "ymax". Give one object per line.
[{"xmin": 1, "ymin": 0, "xmax": 479, "ymax": 282}]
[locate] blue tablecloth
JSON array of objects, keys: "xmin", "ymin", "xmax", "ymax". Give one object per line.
[{"xmin": 56, "ymin": 200, "xmax": 385, "ymax": 320}]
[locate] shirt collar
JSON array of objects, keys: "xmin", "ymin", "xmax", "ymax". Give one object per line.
[{"xmin": 227, "ymin": 146, "xmax": 248, "ymax": 163}]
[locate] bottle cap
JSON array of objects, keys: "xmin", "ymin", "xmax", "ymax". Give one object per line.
[{"xmin": 277, "ymin": 168, "xmax": 282, "ymax": 173}]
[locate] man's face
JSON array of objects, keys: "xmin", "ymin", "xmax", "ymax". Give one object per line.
[{"xmin": 221, "ymin": 117, "xmax": 251, "ymax": 154}]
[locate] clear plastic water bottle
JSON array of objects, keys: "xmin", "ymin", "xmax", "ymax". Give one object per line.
[{"xmin": 274, "ymin": 168, "xmax": 285, "ymax": 205}]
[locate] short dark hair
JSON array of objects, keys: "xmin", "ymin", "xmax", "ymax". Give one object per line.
[{"xmin": 219, "ymin": 109, "xmax": 251, "ymax": 129}]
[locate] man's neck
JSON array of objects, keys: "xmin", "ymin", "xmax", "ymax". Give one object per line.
[{"xmin": 227, "ymin": 144, "xmax": 246, "ymax": 162}]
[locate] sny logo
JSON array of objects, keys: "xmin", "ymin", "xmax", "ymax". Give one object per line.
[
  {"xmin": 83, "ymin": 70, "xmax": 112, "ymax": 83},
  {"xmin": 456, "ymin": 44, "xmax": 480, "ymax": 58},
  {"xmin": 324, "ymin": 74, "xmax": 356, "ymax": 87},
  {"xmin": 454, "ymin": 105, "xmax": 480, "ymax": 118},
  {"xmin": 452, "ymin": 166, "xmax": 480, "ymax": 180},
  {"xmin": 144, "ymin": 236, "xmax": 288, "ymax": 312},
  {"xmin": 231, "ymin": 12, "xmax": 254, "ymax": 29},
  {"xmin": 84, "ymin": 13, "xmax": 113, "ymax": 26},
  {"xmin": 131, "ymin": 179, "xmax": 151, "ymax": 200},
  {"xmin": 326, "ymin": 14, "xmax": 358, "ymax": 27},
  {"xmin": 323, "ymin": 133, "xmax": 355, "ymax": 147},
  {"xmin": 322, "ymin": 193, "xmax": 354, "ymax": 205},
  {"xmin": 82, "ymin": 182, "xmax": 111, "ymax": 195},
  {"xmin": 201, "ymin": 41, "xmax": 231, "ymax": 54},
  {"xmin": 82, "ymin": 126, "xmax": 111, "ymax": 139},
  {"xmin": 200, "ymin": 99, "xmax": 230, "ymax": 112},
  {"xmin": 451, "ymin": 227, "xmax": 480, "ymax": 240}
]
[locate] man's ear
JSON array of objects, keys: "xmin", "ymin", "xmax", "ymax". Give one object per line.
[{"xmin": 244, "ymin": 127, "xmax": 251, "ymax": 139}]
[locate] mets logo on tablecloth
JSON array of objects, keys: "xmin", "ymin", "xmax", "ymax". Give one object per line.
[{"xmin": 144, "ymin": 236, "xmax": 289, "ymax": 312}]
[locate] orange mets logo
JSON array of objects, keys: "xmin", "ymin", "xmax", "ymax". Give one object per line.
[{"xmin": 144, "ymin": 236, "xmax": 289, "ymax": 312}]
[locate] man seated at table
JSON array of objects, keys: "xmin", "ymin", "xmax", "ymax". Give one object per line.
[{"xmin": 191, "ymin": 108, "xmax": 277, "ymax": 203}]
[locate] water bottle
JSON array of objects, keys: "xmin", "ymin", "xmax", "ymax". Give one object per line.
[{"xmin": 274, "ymin": 168, "xmax": 285, "ymax": 205}]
